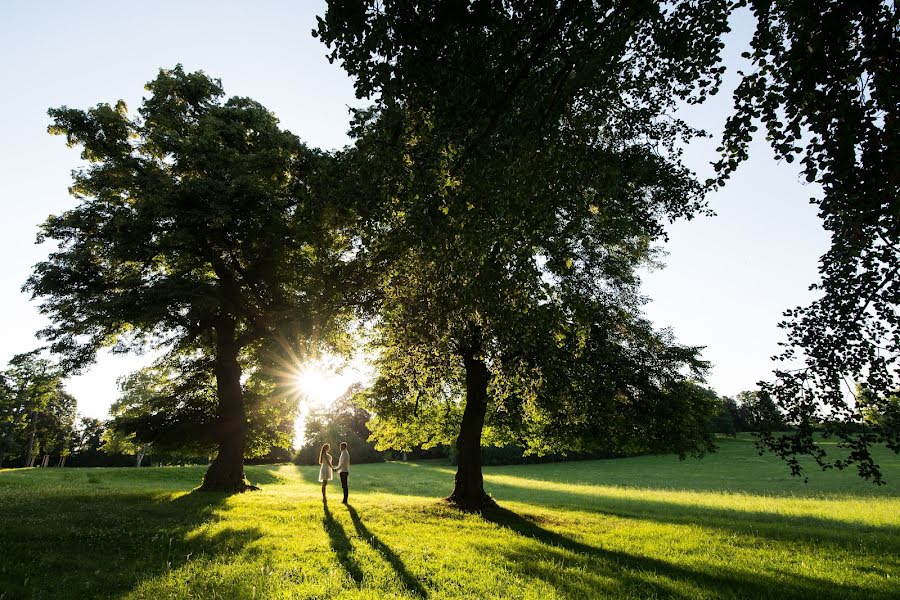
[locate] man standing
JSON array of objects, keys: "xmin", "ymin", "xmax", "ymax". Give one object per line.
[{"xmin": 334, "ymin": 441, "xmax": 350, "ymax": 503}]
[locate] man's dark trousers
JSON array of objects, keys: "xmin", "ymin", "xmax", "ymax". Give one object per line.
[{"xmin": 339, "ymin": 471, "xmax": 349, "ymax": 502}]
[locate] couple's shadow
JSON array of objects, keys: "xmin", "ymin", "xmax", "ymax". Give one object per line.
[{"xmin": 322, "ymin": 501, "xmax": 428, "ymax": 598}]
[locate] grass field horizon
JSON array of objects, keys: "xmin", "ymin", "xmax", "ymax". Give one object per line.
[{"xmin": 1, "ymin": 435, "xmax": 898, "ymax": 599}]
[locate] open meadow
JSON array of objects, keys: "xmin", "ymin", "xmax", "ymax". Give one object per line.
[{"xmin": 1, "ymin": 436, "xmax": 898, "ymax": 599}]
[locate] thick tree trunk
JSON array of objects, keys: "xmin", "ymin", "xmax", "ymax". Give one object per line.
[
  {"xmin": 200, "ymin": 316, "xmax": 255, "ymax": 493},
  {"xmin": 0, "ymin": 450, "xmax": 5, "ymax": 468},
  {"xmin": 41, "ymin": 454, "xmax": 49, "ymax": 468},
  {"xmin": 448, "ymin": 342, "xmax": 495, "ymax": 511},
  {"xmin": 24, "ymin": 421, "xmax": 37, "ymax": 467}
]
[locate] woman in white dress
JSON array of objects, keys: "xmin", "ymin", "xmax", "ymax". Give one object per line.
[{"xmin": 318, "ymin": 443, "xmax": 335, "ymax": 500}]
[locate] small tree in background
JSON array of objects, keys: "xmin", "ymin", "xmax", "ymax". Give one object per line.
[
  {"xmin": 296, "ymin": 385, "xmax": 383, "ymax": 465},
  {"xmin": 32, "ymin": 386, "xmax": 77, "ymax": 467},
  {"xmin": 105, "ymin": 359, "xmax": 297, "ymax": 468},
  {"xmin": 0, "ymin": 352, "xmax": 62, "ymax": 468}
]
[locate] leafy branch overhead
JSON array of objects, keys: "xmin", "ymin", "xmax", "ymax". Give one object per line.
[
  {"xmin": 317, "ymin": 0, "xmax": 732, "ymax": 507},
  {"xmin": 715, "ymin": 0, "xmax": 899, "ymax": 482}
]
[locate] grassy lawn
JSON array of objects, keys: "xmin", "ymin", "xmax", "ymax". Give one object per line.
[{"xmin": 1, "ymin": 436, "xmax": 898, "ymax": 599}]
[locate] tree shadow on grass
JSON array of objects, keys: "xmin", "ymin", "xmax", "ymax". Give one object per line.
[
  {"xmin": 483, "ymin": 479, "xmax": 900, "ymax": 552},
  {"xmin": 243, "ymin": 465, "xmax": 286, "ymax": 486},
  {"xmin": 0, "ymin": 486, "xmax": 263, "ymax": 599},
  {"xmin": 482, "ymin": 504, "xmax": 894, "ymax": 600},
  {"xmin": 295, "ymin": 461, "xmax": 898, "ymax": 553},
  {"xmin": 323, "ymin": 501, "xmax": 365, "ymax": 586},
  {"xmin": 345, "ymin": 504, "xmax": 428, "ymax": 598}
]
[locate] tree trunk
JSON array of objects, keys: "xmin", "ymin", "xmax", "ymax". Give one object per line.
[
  {"xmin": 200, "ymin": 315, "xmax": 255, "ymax": 492},
  {"xmin": 0, "ymin": 450, "xmax": 5, "ymax": 468},
  {"xmin": 24, "ymin": 421, "xmax": 37, "ymax": 467},
  {"xmin": 448, "ymin": 341, "xmax": 494, "ymax": 510},
  {"xmin": 136, "ymin": 445, "xmax": 148, "ymax": 468},
  {"xmin": 41, "ymin": 454, "xmax": 50, "ymax": 468}
]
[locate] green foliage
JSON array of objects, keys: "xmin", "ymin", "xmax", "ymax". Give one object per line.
[
  {"xmin": 714, "ymin": 1, "xmax": 900, "ymax": 481},
  {"xmin": 858, "ymin": 385, "xmax": 900, "ymax": 430},
  {"xmin": 0, "ymin": 352, "xmax": 70, "ymax": 466},
  {"xmin": 316, "ymin": 1, "xmax": 730, "ymax": 470},
  {"xmin": 73, "ymin": 417, "xmax": 105, "ymax": 455},
  {"xmin": 34, "ymin": 386, "xmax": 77, "ymax": 459},
  {"xmin": 106, "ymin": 359, "xmax": 297, "ymax": 459},
  {"xmin": 28, "ymin": 64, "xmax": 352, "ymax": 368},
  {"xmin": 709, "ymin": 397, "xmax": 738, "ymax": 436}
]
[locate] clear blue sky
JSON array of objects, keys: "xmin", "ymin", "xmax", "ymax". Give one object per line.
[{"xmin": 0, "ymin": 1, "xmax": 827, "ymax": 420}]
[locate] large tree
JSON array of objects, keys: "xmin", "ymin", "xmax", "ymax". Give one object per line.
[
  {"xmin": 317, "ymin": 0, "xmax": 730, "ymax": 508},
  {"xmin": 715, "ymin": 1, "xmax": 899, "ymax": 481},
  {"xmin": 26, "ymin": 66, "xmax": 353, "ymax": 491},
  {"xmin": 321, "ymin": 0, "xmax": 900, "ymax": 488}
]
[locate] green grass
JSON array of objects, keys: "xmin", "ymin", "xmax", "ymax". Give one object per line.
[{"xmin": 1, "ymin": 436, "xmax": 898, "ymax": 599}]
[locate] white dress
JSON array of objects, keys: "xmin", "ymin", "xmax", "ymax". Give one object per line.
[{"xmin": 318, "ymin": 454, "xmax": 334, "ymax": 482}]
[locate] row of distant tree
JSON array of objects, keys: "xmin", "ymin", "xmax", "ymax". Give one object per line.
[
  {"xmin": 6, "ymin": 339, "xmax": 895, "ymax": 472},
  {"xmin": 0, "ymin": 351, "xmax": 293, "ymax": 469},
  {"xmin": 0, "ymin": 351, "xmax": 181, "ymax": 468},
  {"xmin": 0, "ymin": 352, "xmax": 77, "ymax": 469}
]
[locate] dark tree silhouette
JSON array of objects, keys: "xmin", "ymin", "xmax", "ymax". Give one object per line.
[
  {"xmin": 26, "ymin": 66, "xmax": 353, "ymax": 491},
  {"xmin": 317, "ymin": 0, "xmax": 731, "ymax": 508},
  {"xmin": 716, "ymin": 1, "xmax": 899, "ymax": 482}
]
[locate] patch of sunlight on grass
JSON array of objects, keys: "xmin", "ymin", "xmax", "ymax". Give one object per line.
[{"xmin": 481, "ymin": 473, "xmax": 899, "ymax": 527}]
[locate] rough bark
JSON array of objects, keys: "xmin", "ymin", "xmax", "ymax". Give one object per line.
[
  {"xmin": 200, "ymin": 315, "xmax": 257, "ymax": 492},
  {"xmin": 448, "ymin": 341, "xmax": 495, "ymax": 511}
]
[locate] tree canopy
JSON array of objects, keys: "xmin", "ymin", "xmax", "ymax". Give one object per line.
[
  {"xmin": 0, "ymin": 352, "xmax": 67, "ymax": 468},
  {"xmin": 317, "ymin": 0, "xmax": 730, "ymax": 507},
  {"xmin": 26, "ymin": 66, "xmax": 354, "ymax": 490}
]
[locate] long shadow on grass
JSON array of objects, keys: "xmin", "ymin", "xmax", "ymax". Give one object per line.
[
  {"xmin": 296, "ymin": 462, "xmax": 899, "ymax": 551},
  {"xmin": 482, "ymin": 505, "xmax": 893, "ymax": 600},
  {"xmin": 346, "ymin": 505, "xmax": 428, "ymax": 598},
  {"xmin": 483, "ymin": 479, "xmax": 900, "ymax": 552},
  {"xmin": 0, "ymin": 485, "xmax": 264, "ymax": 600},
  {"xmin": 323, "ymin": 501, "xmax": 365, "ymax": 586}
]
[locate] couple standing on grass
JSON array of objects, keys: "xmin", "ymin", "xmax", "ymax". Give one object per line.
[{"xmin": 319, "ymin": 442, "xmax": 350, "ymax": 503}]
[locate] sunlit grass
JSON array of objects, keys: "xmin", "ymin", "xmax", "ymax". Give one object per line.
[{"xmin": 1, "ymin": 436, "xmax": 897, "ymax": 599}]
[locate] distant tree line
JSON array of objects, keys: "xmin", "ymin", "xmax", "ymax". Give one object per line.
[
  {"xmin": 0, "ymin": 352, "xmax": 74, "ymax": 468},
  {"xmin": 709, "ymin": 390, "xmax": 788, "ymax": 437},
  {"xmin": 1, "ymin": 352, "xmax": 298, "ymax": 469}
]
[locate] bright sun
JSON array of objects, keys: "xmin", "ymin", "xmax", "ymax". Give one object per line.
[
  {"xmin": 291, "ymin": 355, "xmax": 372, "ymax": 447},
  {"xmin": 294, "ymin": 361, "xmax": 349, "ymax": 408}
]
